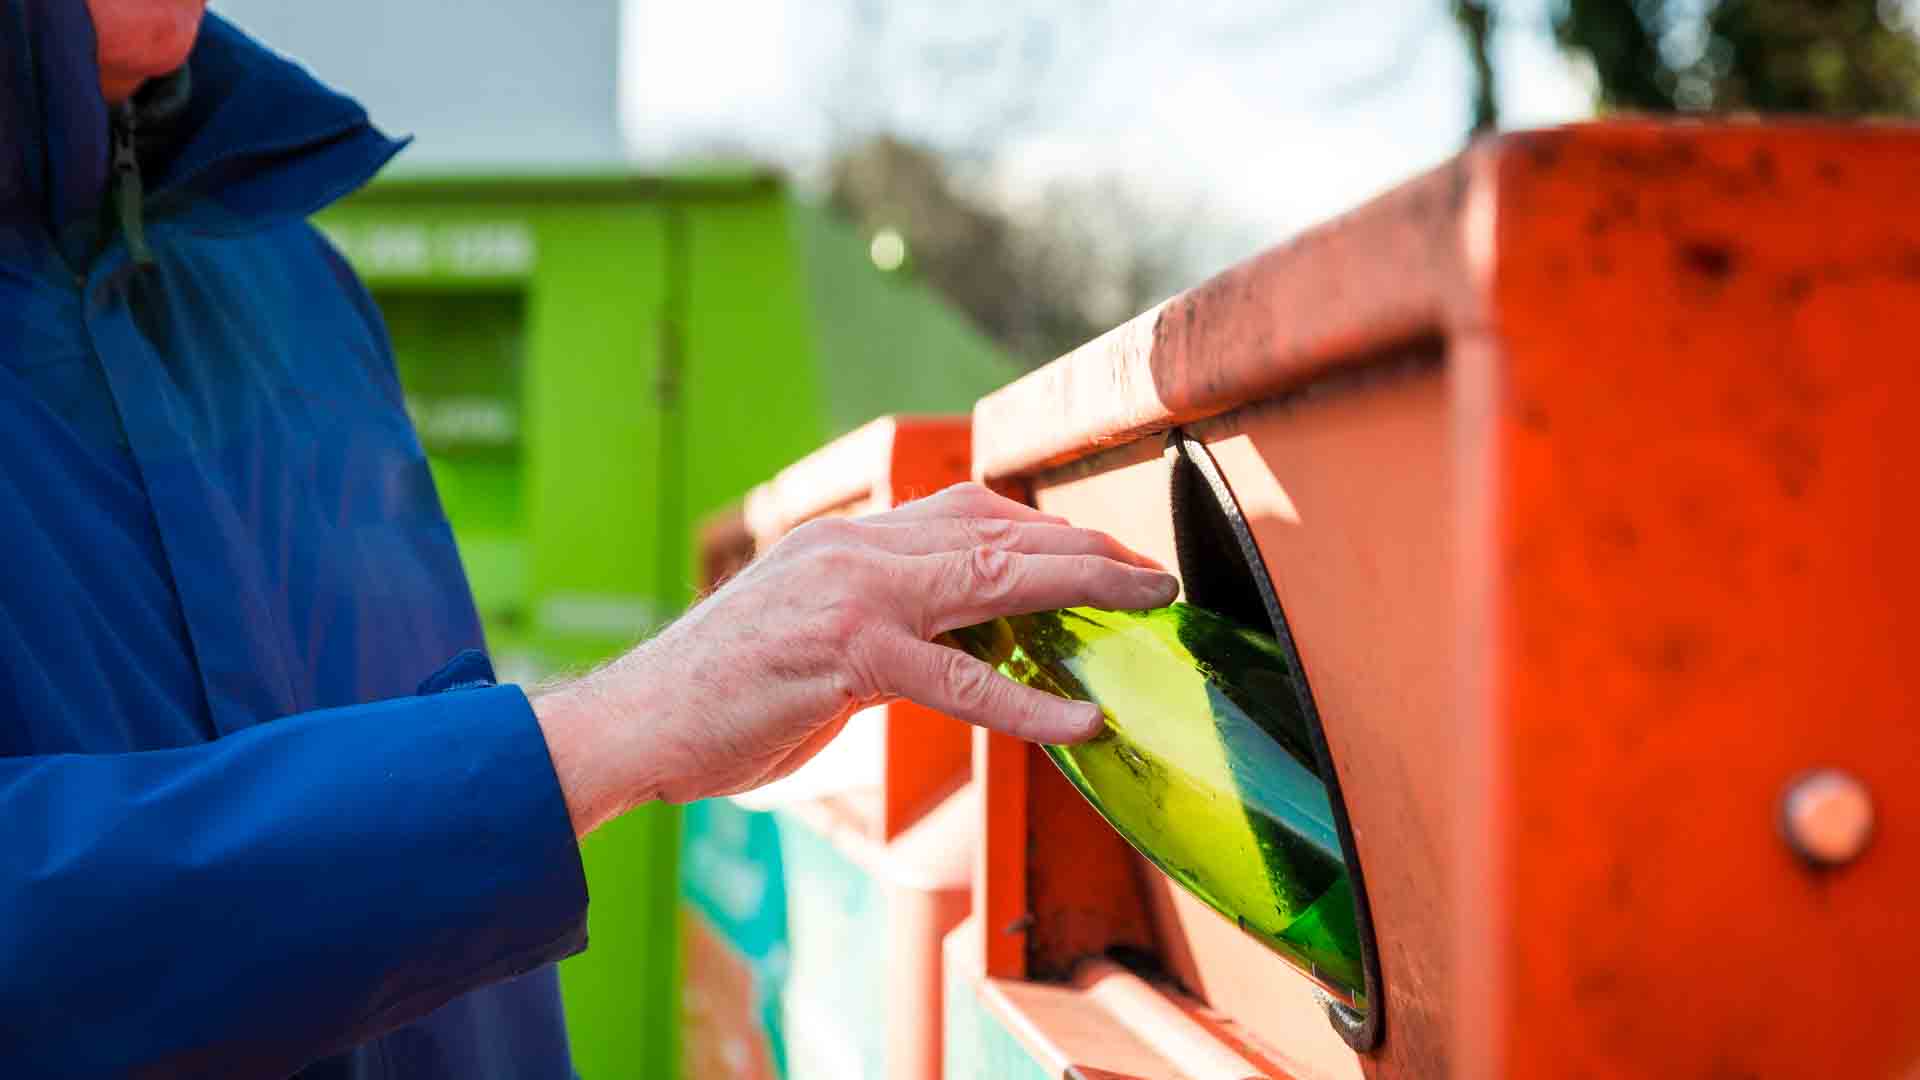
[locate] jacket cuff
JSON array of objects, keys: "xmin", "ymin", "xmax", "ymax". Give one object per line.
[
  {"xmin": 461, "ymin": 682, "xmax": 591, "ymax": 948},
  {"xmin": 355, "ymin": 681, "xmax": 591, "ymax": 1024}
]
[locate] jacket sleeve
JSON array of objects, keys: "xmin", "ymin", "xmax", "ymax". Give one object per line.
[{"xmin": 0, "ymin": 682, "xmax": 590, "ymax": 1076}]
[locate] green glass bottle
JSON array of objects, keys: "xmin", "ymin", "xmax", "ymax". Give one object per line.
[{"xmin": 941, "ymin": 603, "xmax": 1365, "ymax": 1008}]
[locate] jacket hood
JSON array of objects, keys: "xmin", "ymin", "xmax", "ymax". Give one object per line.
[{"xmin": 0, "ymin": 0, "xmax": 405, "ymax": 269}]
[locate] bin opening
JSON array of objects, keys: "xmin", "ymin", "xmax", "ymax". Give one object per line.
[{"xmin": 1164, "ymin": 429, "xmax": 1385, "ymax": 1053}]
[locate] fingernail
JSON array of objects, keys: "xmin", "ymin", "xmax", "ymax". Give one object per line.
[
  {"xmin": 1070, "ymin": 703, "xmax": 1107, "ymax": 742},
  {"xmin": 1142, "ymin": 571, "xmax": 1180, "ymax": 605}
]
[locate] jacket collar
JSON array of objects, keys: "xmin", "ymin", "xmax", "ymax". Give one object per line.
[{"xmin": 1, "ymin": 1, "xmax": 405, "ymax": 269}]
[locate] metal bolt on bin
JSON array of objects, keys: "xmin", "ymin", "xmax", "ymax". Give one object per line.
[
  {"xmin": 945, "ymin": 120, "xmax": 1920, "ymax": 1079},
  {"xmin": 1781, "ymin": 769, "xmax": 1874, "ymax": 868},
  {"xmin": 681, "ymin": 416, "xmax": 979, "ymax": 1080}
]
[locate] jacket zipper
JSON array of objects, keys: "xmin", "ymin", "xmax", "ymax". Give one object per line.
[{"xmin": 110, "ymin": 102, "xmax": 154, "ymax": 268}]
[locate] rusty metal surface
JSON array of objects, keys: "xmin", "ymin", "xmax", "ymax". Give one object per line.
[
  {"xmin": 1469, "ymin": 122, "xmax": 1920, "ymax": 1078},
  {"xmin": 968, "ymin": 121, "xmax": 1920, "ymax": 1077}
]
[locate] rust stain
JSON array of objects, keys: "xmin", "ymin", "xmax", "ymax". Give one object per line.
[{"xmin": 1677, "ymin": 239, "xmax": 1739, "ymax": 281}]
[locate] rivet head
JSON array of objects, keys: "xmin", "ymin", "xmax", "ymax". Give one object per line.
[{"xmin": 1781, "ymin": 769, "xmax": 1874, "ymax": 867}]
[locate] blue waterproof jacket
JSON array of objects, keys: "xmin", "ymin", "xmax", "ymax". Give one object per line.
[{"xmin": 1, "ymin": 4, "xmax": 590, "ymax": 1076}]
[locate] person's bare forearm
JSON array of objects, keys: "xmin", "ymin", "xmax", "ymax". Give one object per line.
[
  {"xmin": 530, "ymin": 677, "xmax": 641, "ymax": 839},
  {"xmin": 528, "ymin": 483, "xmax": 1176, "ymax": 839}
]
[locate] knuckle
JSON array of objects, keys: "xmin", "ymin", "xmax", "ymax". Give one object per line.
[
  {"xmin": 941, "ymin": 650, "xmax": 1000, "ymax": 711},
  {"xmin": 963, "ymin": 515, "xmax": 1015, "ymax": 550},
  {"xmin": 941, "ymin": 482, "xmax": 996, "ymax": 512},
  {"xmin": 965, "ymin": 544, "xmax": 1016, "ymax": 597}
]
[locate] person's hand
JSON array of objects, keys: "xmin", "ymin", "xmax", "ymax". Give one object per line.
[{"xmin": 531, "ymin": 483, "xmax": 1177, "ymax": 836}]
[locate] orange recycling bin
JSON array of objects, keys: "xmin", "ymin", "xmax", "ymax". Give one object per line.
[
  {"xmin": 680, "ymin": 416, "xmax": 976, "ymax": 1080},
  {"xmin": 946, "ymin": 121, "xmax": 1920, "ymax": 1078}
]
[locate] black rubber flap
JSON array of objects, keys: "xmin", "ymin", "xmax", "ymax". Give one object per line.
[{"xmin": 1165, "ymin": 429, "xmax": 1385, "ymax": 1053}]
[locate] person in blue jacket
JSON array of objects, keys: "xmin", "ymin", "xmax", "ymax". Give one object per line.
[{"xmin": 0, "ymin": 1, "xmax": 1177, "ymax": 1075}]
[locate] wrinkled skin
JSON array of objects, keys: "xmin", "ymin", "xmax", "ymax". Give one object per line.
[
  {"xmin": 85, "ymin": 0, "xmax": 206, "ymax": 103},
  {"xmin": 534, "ymin": 483, "xmax": 1176, "ymax": 834}
]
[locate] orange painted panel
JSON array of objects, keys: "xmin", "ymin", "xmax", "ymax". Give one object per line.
[
  {"xmin": 965, "ymin": 122, "xmax": 1920, "ymax": 1077},
  {"xmin": 973, "ymin": 726, "xmax": 1031, "ymax": 980},
  {"xmin": 1476, "ymin": 124, "xmax": 1920, "ymax": 1078},
  {"xmin": 1028, "ymin": 364, "xmax": 1451, "ymax": 1077}
]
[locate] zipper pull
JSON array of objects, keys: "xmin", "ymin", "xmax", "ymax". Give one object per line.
[{"xmin": 111, "ymin": 102, "xmax": 154, "ymax": 268}]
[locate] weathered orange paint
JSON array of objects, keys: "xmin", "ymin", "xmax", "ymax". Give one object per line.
[
  {"xmin": 964, "ymin": 121, "xmax": 1920, "ymax": 1077},
  {"xmin": 1479, "ymin": 123, "xmax": 1920, "ymax": 1079}
]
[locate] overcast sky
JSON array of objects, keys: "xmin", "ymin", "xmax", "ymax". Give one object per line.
[{"xmin": 620, "ymin": 0, "xmax": 1594, "ymax": 248}]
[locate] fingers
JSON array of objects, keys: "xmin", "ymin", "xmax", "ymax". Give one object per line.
[
  {"xmin": 880, "ymin": 482, "xmax": 1068, "ymax": 527},
  {"xmin": 908, "ymin": 549, "xmax": 1179, "ymax": 635},
  {"xmin": 866, "ymin": 632, "xmax": 1107, "ymax": 744},
  {"xmin": 851, "ymin": 519, "xmax": 1166, "ymax": 571}
]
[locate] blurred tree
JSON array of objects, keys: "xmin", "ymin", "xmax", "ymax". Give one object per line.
[
  {"xmin": 1553, "ymin": 0, "xmax": 1668, "ymax": 109},
  {"xmin": 815, "ymin": 1, "xmax": 1460, "ymax": 366},
  {"xmin": 827, "ymin": 135, "xmax": 1201, "ymax": 367},
  {"xmin": 1554, "ymin": 0, "xmax": 1920, "ymax": 114},
  {"xmin": 1454, "ymin": 0, "xmax": 1500, "ymax": 132}
]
